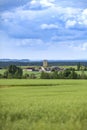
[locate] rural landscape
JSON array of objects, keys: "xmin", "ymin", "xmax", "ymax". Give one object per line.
[
  {"xmin": 0, "ymin": 0, "xmax": 87, "ymax": 130},
  {"xmin": 0, "ymin": 60, "xmax": 87, "ymax": 130}
]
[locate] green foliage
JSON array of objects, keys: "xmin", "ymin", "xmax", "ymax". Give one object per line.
[
  {"xmin": 0, "ymin": 65, "xmax": 87, "ymax": 79},
  {"xmin": 0, "ymin": 74, "xmax": 3, "ymax": 78},
  {"xmin": 3, "ymin": 71, "xmax": 8, "ymax": 78},
  {"xmin": 5, "ymin": 65, "xmax": 23, "ymax": 79},
  {"xmin": 77, "ymin": 62, "xmax": 81, "ymax": 71},
  {"xmin": 29, "ymin": 73, "xmax": 36, "ymax": 79},
  {"xmin": 80, "ymin": 70, "xmax": 87, "ymax": 79},
  {"xmin": 62, "ymin": 69, "xmax": 71, "ymax": 78},
  {"xmin": 52, "ymin": 71, "xmax": 58, "ymax": 79},
  {"xmin": 40, "ymin": 71, "xmax": 51, "ymax": 79},
  {"xmin": 40, "ymin": 69, "xmax": 79, "ymax": 79},
  {"xmin": 23, "ymin": 73, "xmax": 30, "ymax": 79},
  {"xmin": 69, "ymin": 70, "xmax": 78, "ymax": 79},
  {"xmin": 84, "ymin": 66, "xmax": 87, "ymax": 71},
  {"xmin": 0, "ymin": 79, "xmax": 87, "ymax": 130}
]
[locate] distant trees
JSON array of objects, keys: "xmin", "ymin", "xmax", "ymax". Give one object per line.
[
  {"xmin": 69, "ymin": 70, "xmax": 78, "ymax": 79},
  {"xmin": 40, "ymin": 71, "xmax": 51, "ymax": 79},
  {"xmin": 23, "ymin": 73, "xmax": 36, "ymax": 79},
  {"xmin": 4, "ymin": 65, "xmax": 23, "ymax": 79},
  {"xmin": 40, "ymin": 69, "xmax": 83, "ymax": 79},
  {"xmin": 0, "ymin": 64, "xmax": 87, "ymax": 79}
]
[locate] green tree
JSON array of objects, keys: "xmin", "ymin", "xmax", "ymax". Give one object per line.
[
  {"xmin": 7, "ymin": 65, "xmax": 23, "ymax": 78},
  {"xmin": 62, "ymin": 69, "xmax": 71, "ymax": 79},
  {"xmin": 69, "ymin": 70, "xmax": 78, "ymax": 79},
  {"xmin": 23, "ymin": 73, "xmax": 29, "ymax": 79},
  {"xmin": 52, "ymin": 71, "xmax": 58, "ymax": 79},
  {"xmin": 77, "ymin": 62, "xmax": 81, "ymax": 71},
  {"xmin": 80, "ymin": 70, "xmax": 87, "ymax": 79},
  {"xmin": 0, "ymin": 74, "xmax": 3, "ymax": 78},
  {"xmin": 40, "ymin": 71, "xmax": 50, "ymax": 79},
  {"xmin": 3, "ymin": 71, "xmax": 8, "ymax": 78},
  {"xmin": 30, "ymin": 73, "xmax": 36, "ymax": 79}
]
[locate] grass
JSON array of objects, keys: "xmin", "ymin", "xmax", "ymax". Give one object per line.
[
  {"xmin": 0, "ymin": 79, "xmax": 87, "ymax": 130},
  {"xmin": 0, "ymin": 69, "xmax": 6, "ymax": 74}
]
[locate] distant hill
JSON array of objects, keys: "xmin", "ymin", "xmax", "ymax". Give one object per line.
[
  {"xmin": 0, "ymin": 59, "xmax": 30, "ymax": 62},
  {"xmin": 0, "ymin": 59, "xmax": 87, "ymax": 68}
]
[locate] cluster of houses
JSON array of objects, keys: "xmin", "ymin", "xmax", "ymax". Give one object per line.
[{"xmin": 23, "ymin": 60, "xmax": 65, "ymax": 72}]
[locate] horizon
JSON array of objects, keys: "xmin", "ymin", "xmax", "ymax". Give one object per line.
[
  {"xmin": 0, "ymin": 0, "xmax": 87, "ymax": 59},
  {"xmin": 0, "ymin": 58, "xmax": 87, "ymax": 61}
]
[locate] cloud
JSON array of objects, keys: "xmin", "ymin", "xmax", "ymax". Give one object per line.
[
  {"xmin": 69, "ymin": 42, "xmax": 87, "ymax": 51},
  {"xmin": 40, "ymin": 23, "xmax": 59, "ymax": 29},
  {"xmin": 0, "ymin": 0, "xmax": 87, "ymax": 59},
  {"xmin": 21, "ymin": 0, "xmax": 55, "ymax": 11},
  {"xmin": 81, "ymin": 43, "xmax": 87, "ymax": 50},
  {"xmin": 65, "ymin": 20, "xmax": 77, "ymax": 28},
  {"xmin": 31, "ymin": 0, "xmax": 54, "ymax": 7},
  {"xmin": 16, "ymin": 38, "xmax": 46, "ymax": 47},
  {"xmin": 79, "ymin": 9, "xmax": 87, "ymax": 25}
]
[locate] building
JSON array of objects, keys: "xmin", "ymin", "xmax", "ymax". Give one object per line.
[{"xmin": 43, "ymin": 60, "xmax": 48, "ymax": 67}]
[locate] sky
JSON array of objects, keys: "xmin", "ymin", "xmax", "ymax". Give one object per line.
[{"xmin": 0, "ymin": 0, "xmax": 87, "ymax": 60}]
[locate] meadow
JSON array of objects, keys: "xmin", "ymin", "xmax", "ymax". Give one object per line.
[{"xmin": 0, "ymin": 79, "xmax": 87, "ymax": 130}]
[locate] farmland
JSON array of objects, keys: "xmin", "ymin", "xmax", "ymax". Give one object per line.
[{"xmin": 0, "ymin": 79, "xmax": 87, "ymax": 130}]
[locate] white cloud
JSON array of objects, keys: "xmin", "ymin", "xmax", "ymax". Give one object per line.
[
  {"xmin": 1, "ymin": 0, "xmax": 87, "ymax": 47},
  {"xmin": 40, "ymin": 23, "xmax": 58, "ymax": 29},
  {"xmin": 65, "ymin": 20, "xmax": 76, "ymax": 28},
  {"xmin": 69, "ymin": 42, "xmax": 87, "ymax": 51},
  {"xmin": 81, "ymin": 43, "xmax": 87, "ymax": 51},
  {"xmin": 1, "ymin": 2, "xmax": 87, "ymax": 27},
  {"xmin": 78, "ymin": 9, "xmax": 87, "ymax": 25},
  {"xmin": 16, "ymin": 38, "xmax": 45, "ymax": 47},
  {"xmin": 30, "ymin": 0, "xmax": 55, "ymax": 8}
]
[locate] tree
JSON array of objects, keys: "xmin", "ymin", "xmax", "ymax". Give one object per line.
[
  {"xmin": 7, "ymin": 65, "xmax": 23, "ymax": 78},
  {"xmin": 0, "ymin": 74, "xmax": 3, "ymax": 78},
  {"xmin": 3, "ymin": 71, "xmax": 8, "ymax": 78},
  {"xmin": 69, "ymin": 70, "xmax": 78, "ymax": 79},
  {"xmin": 52, "ymin": 71, "xmax": 58, "ymax": 79},
  {"xmin": 23, "ymin": 73, "xmax": 29, "ymax": 79},
  {"xmin": 77, "ymin": 62, "xmax": 81, "ymax": 71},
  {"xmin": 80, "ymin": 70, "xmax": 87, "ymax": 79},
  {"xmin": 30, "ymin": 73, "xmax": 36, "ymax": 79},
  {"xmin": 62, "ymin": 69, "xmax": 71, "ymax": 79},
  {"xmin": 40, "ymin": 71, "xmax": 50, "ymax": 79}
]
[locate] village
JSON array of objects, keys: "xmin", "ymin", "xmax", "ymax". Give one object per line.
[{"xmin": 23, "ymin": 60, "xmax": 65, "ymax": 73}]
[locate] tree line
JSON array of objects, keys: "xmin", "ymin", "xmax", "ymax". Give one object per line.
[
  {"xmin": 0, "ymin": 64, "xmax": 87, "ymax": 79},
  {"xmin": 40, "ymin": 69, "xmax": 87, "ymax": 79},
  {"xmin": 0, "ymin": 65, "xmax": 36, "ymax": 79}
]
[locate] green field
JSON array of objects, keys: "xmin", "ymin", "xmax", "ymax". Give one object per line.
[
  {"xmin": 0, "ymin": 79, "xmax": 87, "ymax": 130},
  {"xmin": 0, "ymin": 69, "xmax": 6, "ymax": 74}
]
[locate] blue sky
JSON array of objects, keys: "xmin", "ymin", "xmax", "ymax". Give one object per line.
[{"xmin": 0, "ymin": 0, "xmax": 87, "ymax": 60}]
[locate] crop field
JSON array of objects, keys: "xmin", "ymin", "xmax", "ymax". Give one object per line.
[{"xmin": 0, "ymin": 79, "xmax": 87, "ymax": 130}]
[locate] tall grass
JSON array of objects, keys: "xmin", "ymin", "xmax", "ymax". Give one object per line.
[{"xmin": 0, "ymin": 79, "xmax": 87, "ymax": 130}]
